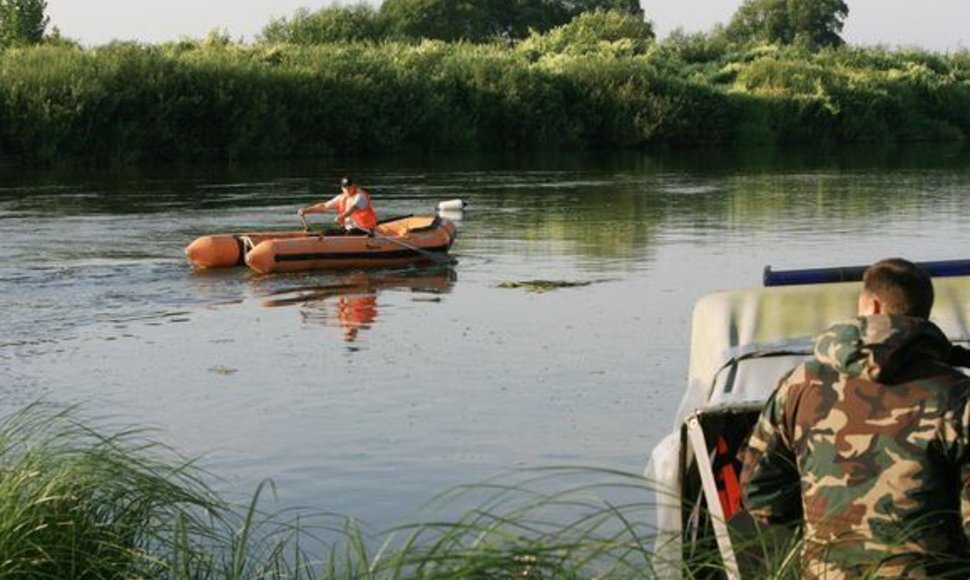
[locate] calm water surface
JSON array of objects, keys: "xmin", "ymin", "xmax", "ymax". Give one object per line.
[{"xmin": 2, "ymin": 146, "xmax": 970, "ymax": 529}]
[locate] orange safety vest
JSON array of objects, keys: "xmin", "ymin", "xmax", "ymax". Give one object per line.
[{"xmin": 338, "ymin": 189, "xmax": 378, "ymax": 231}]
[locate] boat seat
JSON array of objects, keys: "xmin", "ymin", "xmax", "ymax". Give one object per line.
[
  {"xmin": 310, "ymin": 228, "xmax": 369, "ymax": 237},
  {"xmin": 377, "ymin": 214, "xmax": 413, "ymax": 225}
]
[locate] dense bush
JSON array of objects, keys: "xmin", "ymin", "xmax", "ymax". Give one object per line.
[
  {"xmin": 0, "ymin": 34, "xmax": 968, "ymax": 165},
  {"xmin": 517, "ymin": 9, "xmax": 654, "ymax": 57},
  {"xmin": 722, "ymin": 46, "xmax": 970, "ymax": 144}
]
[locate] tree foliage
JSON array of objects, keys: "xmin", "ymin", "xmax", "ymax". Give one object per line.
[
  {"xmin": 380, "ymin": 0, "xmax": 493, "ymax": 42},
  {"xmin": 379, "ymin": 0, "xmax": 645, "ymax": 42},
  {"xmin": 260, "ymin": 3, "xmax": 386, "ymax": 44},
  {"xmin": 563, "ymin": 0, "xmax": 643, "ymax": 19},
  {"xmin": 725, "ymin": 0, "xmax": 848, "ymax": 50},
  {"xmin": 0, "ymin": 0, "xmax": 48, "ymax": 47},
  {"xmin": 258, "ymin": 0, "xmax": 647, "ymax": 45}
]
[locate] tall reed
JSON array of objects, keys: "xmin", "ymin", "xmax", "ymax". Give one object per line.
[
  {"xmin": 0, "ymin": 402, "xmax": 338, "ymax": 578},
  {"xmin": 0, "ymin": 402, "xmax": 206, "ymax": 576}
]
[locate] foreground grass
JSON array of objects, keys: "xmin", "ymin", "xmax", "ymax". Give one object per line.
[
  {"xmin": 18, "ymin": 402, "xmax": 964, "ymax": 578},
  {"xmin": 0, "ymin": 403, "xmax": 333, "ymax": 578},
  {"xmin": 35, "ymin": 402, "xmax": 970, "ymax": 578},
  {"xmin": 41, "ymin": 404, "xmax": 970, "ymax": 580},
  {"xmin": 0, "ymin": 403, "xmax": 678, "ymax": 578}
]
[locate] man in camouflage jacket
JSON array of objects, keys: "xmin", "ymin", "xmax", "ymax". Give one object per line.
[{"xmin": 740, "ymin": 258, "xmax": 970, "ymax": 578}]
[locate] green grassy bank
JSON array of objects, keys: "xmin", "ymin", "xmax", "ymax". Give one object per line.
[{"xmin": 0, "ymin": 36, "xmax": 968, "ymax": 165}]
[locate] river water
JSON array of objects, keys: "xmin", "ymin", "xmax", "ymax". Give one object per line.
[{"xmin": 2, "ymin": 145, "xmax": 970, "ymax": 530}]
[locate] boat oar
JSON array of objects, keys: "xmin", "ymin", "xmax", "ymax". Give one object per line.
[
  {"xmin": 298, "ymin": 212, "xmax": 331, "ymax": 236},
  {"xmin": 371, "ymin": 230, "xmax": 455, "ymax": 266}
]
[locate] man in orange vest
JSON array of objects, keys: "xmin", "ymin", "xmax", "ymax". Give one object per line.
[{"xmin": 298, "ymin": 176, "xmax": 378, "ymax": 234}]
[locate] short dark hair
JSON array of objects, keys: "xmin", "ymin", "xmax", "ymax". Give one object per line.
[
  {"xmin": 340, "ymin": 177, "xmax": 355, "ymax": 187},
  {"xmin": 862, "ymin": 258, "xmax": 934, "ymax": 318}
]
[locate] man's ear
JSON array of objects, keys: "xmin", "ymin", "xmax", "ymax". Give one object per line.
[
  {"xmin": 858, "ymin": 291, "xmax": 882, "ymax": 316},
  {"xmin": 870, "ymin": 297, "xmax": 883, "ymax": 315}
]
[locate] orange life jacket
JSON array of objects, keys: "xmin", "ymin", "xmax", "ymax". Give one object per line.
[
  {"xmin": 338, "ymin": 189, "xmax": 378, "ymax": 231},
  {"xmin": 714, "ymin": 435, "xmax": 742, "ymax": 518}
]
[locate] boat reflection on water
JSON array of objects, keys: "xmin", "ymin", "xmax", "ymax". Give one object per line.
[
  {"xmin": 260, "ymin": 268, "xmax": 456, "ymax": 343},
  {"xmin": 335, "ymin": 293, "xmax": 377, "ymax": 342}
]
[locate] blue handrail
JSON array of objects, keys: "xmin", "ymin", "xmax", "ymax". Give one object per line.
[{"xmin": 763, "ymin": 259, "xmax": 970, "ymax": 287}]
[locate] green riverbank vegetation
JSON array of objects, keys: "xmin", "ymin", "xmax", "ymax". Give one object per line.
[{"xmin": 1, "ymin": 0, "xmax": 969, "ymax": 165}]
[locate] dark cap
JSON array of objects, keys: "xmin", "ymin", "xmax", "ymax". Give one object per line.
[{"xmin": 340, "ymin": 177, "xmax": 355, "ymax": 187}]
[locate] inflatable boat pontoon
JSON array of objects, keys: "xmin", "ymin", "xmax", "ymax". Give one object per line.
[{"xmin": 186, "ymin": 215, "xmax": 457, "ymax": 274}]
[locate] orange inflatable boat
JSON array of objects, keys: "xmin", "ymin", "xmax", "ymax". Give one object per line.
[{"xmin": 186, "ymin": 215, "xmax": 457, "ymax": 274}]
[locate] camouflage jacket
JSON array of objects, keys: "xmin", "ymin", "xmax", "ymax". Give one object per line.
[{"xmin": 740, "ymin": 315, "xmax": 970, "ymax": 579}]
